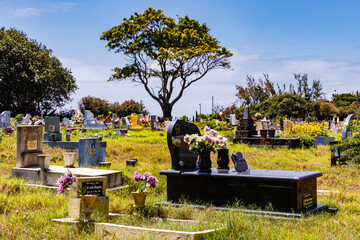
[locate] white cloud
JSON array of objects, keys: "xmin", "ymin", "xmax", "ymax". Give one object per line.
[{"xmin": 1, "ymin": 2, "xmax": 77, "ymax": 18}]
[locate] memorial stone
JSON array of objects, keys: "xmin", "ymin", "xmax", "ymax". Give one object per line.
[
  {"xmin": 68, "ymin": 176, "xmax": 109, "ymax": 218},
  {"xmin": 43, "ymin": 116, "xmax": 62, "ymax": 141},
  {"xmin": 62, "ymin": 118, "xmax": 70, "ymax": 127},
  {"xmin": 111, "ymin": 113, "xmax": 120, "ymax": 129},
  {"xmin": 22, "ymin": 114, "xmax": 31, "ymax": 125},
  {"xmin": 78, "ymin": 138, "xmax": 106, "ymax": 167},
  {"xmin": 167, "ymin": 120, "xmax": 200, "ymax": 170},
  {"xmin": 16, "ymin": 126, "xmax": 43, "ymax": 168},
  {"xmin": 0, "ymin": 111, "xmax": 11, "ymax": 129},
  {"xmin": 121, "ymin": 117, "xmax": 132, "ymax": 130},
  {"xmin": 229, "ymin": 114, "xmax": 238, "ymax": 126},
  {"xmin": 150, "ymin": 115, "xmax": 157, "ymax": 130},
  {"xmin": 342, "ymin": 114, "xmax": 355, "ymax": 140},
  {"xmin": 83, "ymin": 110, "xmax": 106, "ymax": 129}
]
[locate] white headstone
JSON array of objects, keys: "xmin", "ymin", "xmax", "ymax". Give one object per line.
[
  {"xmin": 121, "ymin": 117, "xmax": 132, "ymax": 129},
  {"xmin": 22, "ymin": 114, "xmax": 31, "ymax": 125},
  {"xmin": 229, "ymin": 114, "xmax": 238, "ymax": 126},
  {"xmin": 84, "ymin": 110, "xmax": 96, "ymax": 124},
  {"xmin": 62, "ymin": 118, "xmax": 70, "ymax": 126},
  {"xmin": 0, "ymin": 111, "xmax": 11, "ymax": 129}
]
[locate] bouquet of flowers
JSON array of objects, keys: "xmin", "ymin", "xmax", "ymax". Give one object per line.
[
  {"xmin": 133, "ymin": 171, "xmax": 159, "ymax": 192},
  {"xmin": 5, "ymin": 126, "xmax": 14, "ymax": 134},
  {"xmin": 184, "ymin": 126, "xmax": 228, "ymax": 154},
  {"xmin": 57, "ymin": 172, "xmax": 76, "ymax": 194}
]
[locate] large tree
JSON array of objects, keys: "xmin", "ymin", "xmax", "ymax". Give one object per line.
[
  {"xmin": 100, "ymin": 8, "xmax": 232, "ymax": 118},
  {"xmin": 0, "ymin": 28, "xmax": 77, "ymax": 115}
]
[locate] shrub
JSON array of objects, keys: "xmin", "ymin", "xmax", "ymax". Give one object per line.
[
  {"xmin": 285, "ymin": 122, "xmax": 327, "ymax": 137},
  {"xmin": 194, "ymin": 120, "xmax": 233, "ymax": 131},
  {"xmin": 79, "ymin": 96, "xmax": 110, "ymax": 117},
  {"xmin": 15, "ymin": 114, "xmax": 23, "ymax": 122},
  {"xmin": 110, "ymin": 99, "xmax": 148, "ymax": 118},
  {"xmin": 298, "ymin": 134, "xmax": 315, "ymax": 149}
]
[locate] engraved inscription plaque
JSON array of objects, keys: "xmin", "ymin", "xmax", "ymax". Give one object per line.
[{"xmin": 27, "ymin": 140, "xmax": 38, "ymax": 150}]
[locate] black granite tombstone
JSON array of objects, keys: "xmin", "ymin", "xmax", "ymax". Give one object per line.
[
  {"xmin": 231, "ymin": 152, "xmax": 248, "ymax": 172},
  {"xmin": 167, "ymin": 120, "xmax": 200, "ymax": 170}
]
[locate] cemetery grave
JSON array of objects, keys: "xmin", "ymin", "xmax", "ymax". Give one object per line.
[
  {"xmin": 11, "ymin": 126, "xmax": 122, "ymax": 189},
  {"xmin": 0, "ymin": 119, "xmax": 359, "ymax": 239},
  {"xmin": 233, "ymin": 106, "xmax": 301, "ymax": 148}
]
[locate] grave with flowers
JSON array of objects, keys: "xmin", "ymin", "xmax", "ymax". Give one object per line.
[
  {"xmin": 158, "ymin": 120, "xmax": 328, "ymax": 217},
  {"xmin": 12, "ymin": 125, "xmax": 122, "ymax": 190}
]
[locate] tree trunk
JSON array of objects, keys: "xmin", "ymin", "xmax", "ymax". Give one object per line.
[{"xmin": 161, "ymin": 103, "xmax": 173, "ymax": 119}]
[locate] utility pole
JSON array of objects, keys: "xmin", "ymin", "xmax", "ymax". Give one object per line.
[
  {"xmin": 212, "ymin": 96, "xmax": 214, "ymax": 113},
  {"xmin": 199, "ymin": 104, "xmax": 202, "ymax": 114}
]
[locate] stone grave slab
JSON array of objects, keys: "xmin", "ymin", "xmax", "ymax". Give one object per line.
[
  {"xmin": 167, "ymin": 120, "xmax": 200, "ymax": 170},
  {"xmin": 11, "ymin": 165, "xmax": 122, "ymax": 189}
]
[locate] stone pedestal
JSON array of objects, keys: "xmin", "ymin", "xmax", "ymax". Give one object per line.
[{"xmin": 17, "ymin": 126, "xmax": 43, "ymax": 168}]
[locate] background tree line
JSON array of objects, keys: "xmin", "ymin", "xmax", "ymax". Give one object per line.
[{"xmin": 235, "ymin": 73, "xmax": 355, "ymax": 120}]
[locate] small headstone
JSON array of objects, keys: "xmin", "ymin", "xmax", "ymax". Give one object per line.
[
  {"xmin": 231, "ymin": 152, "xmax": 248, "ymax": 172},
  {"xmin": 62, "ymin": 118, "xmax": 70, "ymax": 126},
  {"xmin": 229, "ymin": 114, "xmax": 238, "ymax": 126},
  {"xmin": 43, "ymin": 116, "xmax": 62, "ymax": 141},
  {"xmin": 78, "ymin": 138, "xmax": 106, "ymax": 167},
  {"xmin": 342, "ymin": 114, "xmax": 355, "ymax": 140},
  {"xmin": 111, "ymin": 113, "xmax": 120, "ymax": 129},
  {"xmin": 167, "ymin": 120, "xmax": 200, "ymax": 170},
  {"xmin": 121, "ymin": 117, "xmax": 132, "ymax": 130},
  {"xmin": 16, "ymin": 126, "xmax": 43, "ymax": 168},
  {"xmin": 84, "ymin": 110, "xmax": 96, "ymax": 124},
  {"xmin": 150, "ymin": 115, "xmax": 157, "ymax": 130},
  {"xmin": 116, "ymin": 129, "xmax": 127, "ymax": 137},
  {"xmin": 22, "ymin": 114, "xmax": 31, "ymax": 125},
  {"xmin": 0, "ymin": 111, "xmax": 11, "ymax": 129}
]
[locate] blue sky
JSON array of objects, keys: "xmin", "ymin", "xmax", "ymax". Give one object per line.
[{"xmin": 1, "ymin": 0, "xmax": 360, "ymax": 117}]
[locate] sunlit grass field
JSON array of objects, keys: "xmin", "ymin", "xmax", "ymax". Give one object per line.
[{"xmin": 0, "ymin": 128, "xmax": 359, "ymax": 239}]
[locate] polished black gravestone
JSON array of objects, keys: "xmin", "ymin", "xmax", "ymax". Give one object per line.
[
  {"xmin": 160, "ymin": 168, "xmax": 327, "ymax": 215},
  {"xmin": 167, "ymin": 120, "xmax": 200, "ymax": 170}
]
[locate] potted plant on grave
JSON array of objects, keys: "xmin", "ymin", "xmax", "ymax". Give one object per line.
[
  {"xmin": 184, "ymin": 126, "xmax": 224, "ymax": 173},
  {"xmin": 132, "ymin": 171, "xmax": 159, "ymax": 209}
]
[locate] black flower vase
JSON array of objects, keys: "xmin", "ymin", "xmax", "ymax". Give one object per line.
[
  {"xmin": 197, "ymin": 151, "xmax": 212, "ymax": 173},
  {"xmin": 217, "ymin": 148, "xmax": 230, "ymax": 170}
]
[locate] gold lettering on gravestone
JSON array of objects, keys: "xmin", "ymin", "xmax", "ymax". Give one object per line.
[
  {"xmin": 175, "ymin": 124, "xmax": 181, "ymax": 135},
  {"xmin": 90, "ymin": 143, "xmax": 96, "ymax": 156},
  {"xmin": 27, "ymin": 140, "xmax": 37, "ymax": 150},
  {"xmin": 49, "ymin": 125, "xmax": 55, "ymax": 132}
]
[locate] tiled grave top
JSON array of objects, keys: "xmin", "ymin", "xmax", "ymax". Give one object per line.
[{"xmin": 161, "ymin": 168, "xmax": 322, "ymax": 182}]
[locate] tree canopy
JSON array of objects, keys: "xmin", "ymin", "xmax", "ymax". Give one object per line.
[
  {"xmin": 0, "ymin": 28, "xmax": 77, "ymax": 116},
  {"xmin": 100, "ymin": 7, "xmax": 232, "ymax": 118}
]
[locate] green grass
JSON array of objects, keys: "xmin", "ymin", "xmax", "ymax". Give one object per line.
[{"xmin": 0, "ymin": 128, "xmax": 360, "ymax": 239}]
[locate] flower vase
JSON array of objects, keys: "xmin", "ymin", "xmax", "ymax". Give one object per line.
[
  {"xmin": 63, "ymin": 152, "xmax": 77, "ymax": 167},
  {"xmin": 132, "ymin": 192, "xmax": 147, "ymax": 210},
  {"xmin": 217, "ymin": 148, "xmax": 230, "ymax": 170},
  {"xmin": 66, "ymin": 134, "xmax": 71, "ymax": 141},
  {"xmin": 197, "ymin": 151, "xmax": 212, "ymax": 173}
]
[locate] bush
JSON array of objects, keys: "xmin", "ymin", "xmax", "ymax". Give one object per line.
[
  {"xmin": 285, "ymin": 122, "xmax": 327, "ymax": 137},
  {"xmin": 298, "ymin": 134, "xmax": 315, "ymax": 149},
  {"xmin": 110, "ymin": 99, "xmax": 148, "ymax": 118},
  {"xmin": 15, "ymin": 114, "xmax": 23, "ymax": 122},
  {"xmin": 194, "ymin": 120, "xmax": 234, "ymax": 131},
  {"xmin": 79, "ymin": 96, "xmax": 110, "ymax": 117}
]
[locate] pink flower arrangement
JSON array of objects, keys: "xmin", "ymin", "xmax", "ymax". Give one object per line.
[
  {"xmin": 133, "ymin": 171, "xmax": 159, "ymax": 192},
  {"xmin": 57, "ymin": 174, "xmax": 76, "ymax": 194}
]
